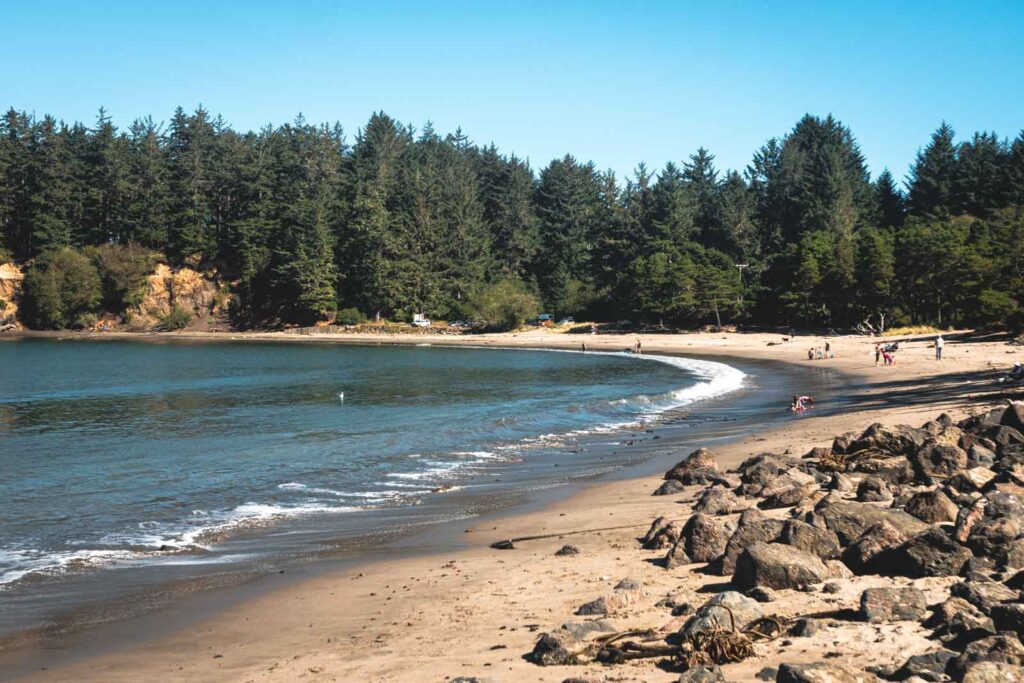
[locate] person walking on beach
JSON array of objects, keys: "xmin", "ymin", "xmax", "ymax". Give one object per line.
[{"xmin": 935, "ymin": 335, "xmax": 944, "ymax": 361}]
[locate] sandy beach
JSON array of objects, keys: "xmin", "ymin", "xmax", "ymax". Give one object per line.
[{"xmin": 4, "ymin": 328, "xmax": 1022, "ymax": 682}]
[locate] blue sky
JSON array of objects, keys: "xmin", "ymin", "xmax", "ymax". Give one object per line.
[{"xmin": 3, "ymin": 1, "xmax": 1022, "ymax": 184}]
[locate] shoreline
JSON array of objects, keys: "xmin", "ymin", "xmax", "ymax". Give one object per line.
[{"xmin": 2, "ymin": 329, "xmax": 1019, "ymax": 682}]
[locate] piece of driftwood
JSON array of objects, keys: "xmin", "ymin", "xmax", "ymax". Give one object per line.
[{"xmin": 489, "ymin": 522, "xmax": 655, "ymax": 549}]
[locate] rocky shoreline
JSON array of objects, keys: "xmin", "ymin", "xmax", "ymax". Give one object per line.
[{"xmin": 518, "ymin": 403, "xmax": 1024, "ymax": 683}]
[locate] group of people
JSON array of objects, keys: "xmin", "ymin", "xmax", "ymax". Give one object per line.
[
  {"xmin": 875, "ymin": 341, "xmax": 900, "ymax": 366},
  {"xmin": 807, "ymin": 340, "xmax": 834, "ymax": 360}
]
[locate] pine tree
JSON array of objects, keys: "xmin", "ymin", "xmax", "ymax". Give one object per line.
[
  {"xmin": 907, "ymin": 122, "xmax": 959, "ymax": 218},
  {"xmin": 874, "ymin": 169, "xmax": 905, "ymax": 229}
]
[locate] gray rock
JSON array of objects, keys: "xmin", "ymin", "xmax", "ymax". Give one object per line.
[
  {"xmin": 776, "ymin": 662, "xmax": 880, "ymax": 682},
  {"xmin": 968, "ymin": 516, "xmax": 1024, "ymax": 563},
  {"xmin": 682, "ymin": 513, "xmax": 729, "ymax": 563},
  {"xmin": 874, "ymin": 527, "xmax": 973, "ymax": 578},
  {"xmin": 860, "ymin": 586, "xmax": 927, "ymax": 622},
  {"xmin": 679, "ymin": 591, "xmax": 762, "ymax": 638},
  {"xmin": 892, "ymin": 650, "xmax": 958, "ymax": 682},
  {"xmin": 790, "ymin": 617, "xmax": 820, "ymax": 637},
  {"xmin": 962, "ymin": 661, "xmax": 1024, "ymax": 683},
  {"xmin": 756, "ymin": 667, "xmax": 779, "ymax": 681},
  {"xmin": 817, "ymin": 501, "xmax": 928, "ymax": 546},
  {"xmin": 613, "ymin": 578, "xmax": 641, "ymax": 591},
  {"xmin": 575, "ymin": 597, "xmax": 608, "ymax": 616},
  {"xmin": 1003, "ymin": 404, "xmax": 1024, "ymax": 434},
  {"xmin": 665, "ymin": 448, "xmax": 719, "ymax": 483},
  {"xmin": 642, "ymin": 516, "xmax": 681, "ymax": 550},
  {"xmin": 527, "ymin": 631, "xmax": 585, "ymax": 666},
  {"xmin": 654, "ymin": 479, "xmax": 688, "ymax": 495},
  {"xmin": 950, "ymin": 580, "xmax": 1017, "ymax": 614},
  {"xmin": 947, "ymin": 468, "xmax": 997, "ymax": 494},
  {"xmin": 664, "ymin": 541, "xmax": 693, "ymax": 569},
  {"xmin": 857, "ymin": 476, "xmax": 893, "ymax": 502},
  {"xmin": 694, "ymin": 486, "xmax": 742, "ymax": 515},
  {"xmin": 842, "ymin": 520, "xmax": 909, "ymax": 575},
  {"xmin": 555, "ymin": 544, "xmax": 580, "ymax": 556},
  {"xmin": 911, "ymin": 442, "xmax": 969, "ymax": 484},
  {"xmin": 904, "ymin": 489, "xmax": 960, "ymax": 524},
  {"xmin": 559, "ymin": 619, "xmax": 617, "ymax": 639},
  {"xmin": 990, "ymin": 603, "xmax": 1024, "ymax": 638},
  {"xmin": 746, "ymin": 586, "xmax": 777, "ymax": 602},
  {"xmin": 781, "ymin": 519, "xmax": 841, "ymax": 560},
  {"xmin": 952, "ymin": 635, "xmax": 1024, "ymax": 679},
  {"xmin": 719, "ymin": 517, "xmax": 785, "ymax": 575},
  {"xmin": 733, "ymin": 542, "xmax": 829, "ymax": 590},
  {"xmin": 969, "ymin": 444, "xmax": 998, "ymax": 467},
  {"xmin": 677, "ymin": 665, "xmax": 726, "ymax": 683},
  {"xmin": 926, "ymin": 597, "xmax": 997, "ymax": 647},
  {"xmin": 850, "ymin": 423, "xmax": 928, "ymax": 458}
]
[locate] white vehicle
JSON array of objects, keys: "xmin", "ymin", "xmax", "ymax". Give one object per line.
[{"xmin": 412, "ymin": 313, "xmax": 431, "ymax": 328}]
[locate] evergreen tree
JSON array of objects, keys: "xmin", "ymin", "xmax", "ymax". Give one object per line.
[
  {"xmin": 874, "ymin": 169, "xmax": 905, "ymax": 229},
  {"xmin": 907, "ymin": 122, "xmax": 959, "ymax": 218}
]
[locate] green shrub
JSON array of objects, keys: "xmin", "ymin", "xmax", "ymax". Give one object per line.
[
  {"xmin": 160, "ymin": 305, "xmax": 192, "ymax": 331},
  {"xmin": 336, "ymin": 307, "xmax": 367, "ymax": 325},
  {"xmin": 86, "ymin": 243, "xmax": 160, "ymax": 312},
  {"xmin": 468, "ymin": 279, "xmax": 541, "ymax": 331},
  {"xmin": 72, "ymin": 312, "xmax": 98, "ymax": 330},
  {"xmin": 21, "ymin": 247, "xmax": 102, "ymax": 329}
]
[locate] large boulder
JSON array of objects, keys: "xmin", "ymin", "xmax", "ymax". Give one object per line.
[
  {"xmin": 905, "ymin": 489, "xmax": 960, "ymax": 524},
  {"xmin": 856, "ymin": 476, "xmax": 892, "ymax": 503},
  {"xmin": 859, "ymin": 586, "xmax": 927, "ymax": 623},
  {"xmin": 926, "ymin": 597, "xmax": 997, "ymax": 647},
  {"xmin": 850, "ymin": 423, "xmax": 928, "ymax": 457},
  {"xmin": 951, "ymin": 580, "xmax": 1018, "ymax": 615},
  {"xmin": 962, "ymin": 661, "xmax": 1024, "ymax": 683},
  {"xmin": 719, "ymin": 516, "xmax": 786, "ymax": 575},
  {"xmin": 679, "ymin": 591, "xmax": 762, "ymax": 638},
  {"xmin": 817, "ymin": 501, "xmax": 928, "ymax": 546},
  {"xmin": 733, "ymin": 542, "xmax": 829, "ymax": 590},
  {"xmin": 967, "ymin": 516, "xmax": 1024, "ymax": 563},
  {"xmin": 911, "ymin": 442, "xmax": 969, "ymax": 484},
  {"xmin": 842, "ymin": 520, "xmax": 908, "ymax": 574},
  {"xmin": 654, "ymin": 479, "xmax": 688, "ymax": 496},
  {"xmin": 990, "ymin": 603, "xmax": 1024, "ymax": 639},
  {"xmin": 642, "ymin": 516, "xmax": 681, "ymax": 550},
  {"xmin": 874, "ymin": 527, "xmax": 973, "ymax": 578},
  {"xmin": 776, "ymin": 662, "xmax": 879, "ymax": 683},
  {"xmin": 738, "ymin": 454, "xmax": 801, "ymax": 496},
  {"xmin": 781, "ymin": 519, "xmax": 841, "ymax": 560},
  {"xmin": 682, "ymin": 513, "xmax": 729, "ymax": 563},
  {"xmin": 1003, "ymin": 405, "xmax": 1024, "ymax": 434},
  {"xmin": 946, "ymin": 468, "xmax": 997, "ymax": 494},
  {"xmin": 952, "ymin": 635, "xmax": 1024, "ymax": 680},
  {"xmin": 665, "ymin": 448, "xmax": 719, "ymax": 483},
  {"xmin": 892, "ymin": 650, "xmax": 958, "ymax": 682},
  {"xmin": 694, "ymin": 487, "xmax": 742, "ymax": 515}
]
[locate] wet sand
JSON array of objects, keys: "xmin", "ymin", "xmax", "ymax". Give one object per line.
[{"xmin": 3, "ymin": 328, "xmax": 1019, "ymax": 682}]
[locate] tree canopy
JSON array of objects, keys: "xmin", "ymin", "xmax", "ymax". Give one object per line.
[{"xmin": 2, "ymin": 108, "xmax": 1022, "ymax": 331}]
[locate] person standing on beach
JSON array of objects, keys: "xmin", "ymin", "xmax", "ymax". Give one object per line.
[
  {"xmin": 875, "ymin": 343, "xmax": 881, "ymax": 365},
  {"xmin": 635, "ymin": 339, "xmax": 642, "ymax": 355},
  {"xmin": 935, "ymin": 335, "xmax": 944, "ymax": 360}
]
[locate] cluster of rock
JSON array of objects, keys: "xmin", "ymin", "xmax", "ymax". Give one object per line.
[{"xmin": 529, "ymin": 404, "xmax": 1024, "ymax": 682}]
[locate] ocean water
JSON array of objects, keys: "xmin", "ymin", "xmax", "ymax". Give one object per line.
[{"xmin": 0, "ymin": 338, "xmax": 745, "ymax": 622}]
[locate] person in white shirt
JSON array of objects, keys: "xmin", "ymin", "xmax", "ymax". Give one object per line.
[{"xmin": 935, "ymin": 335, "xmax": 944, "ymax": 361}]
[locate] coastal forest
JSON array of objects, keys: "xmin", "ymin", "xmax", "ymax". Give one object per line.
[{"xmin": 1, "ymin": 107, "xmax": 1022, "ymax": 332}]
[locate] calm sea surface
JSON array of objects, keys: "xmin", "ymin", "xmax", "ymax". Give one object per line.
[{"xmin": 0, "ymin": 338, "xmax": 754, "ymax": 634}]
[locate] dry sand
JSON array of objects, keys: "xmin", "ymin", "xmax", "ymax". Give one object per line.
[{"xmin": 4, "ymin": 328, "xmax": 1023, "ymax": 682}]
